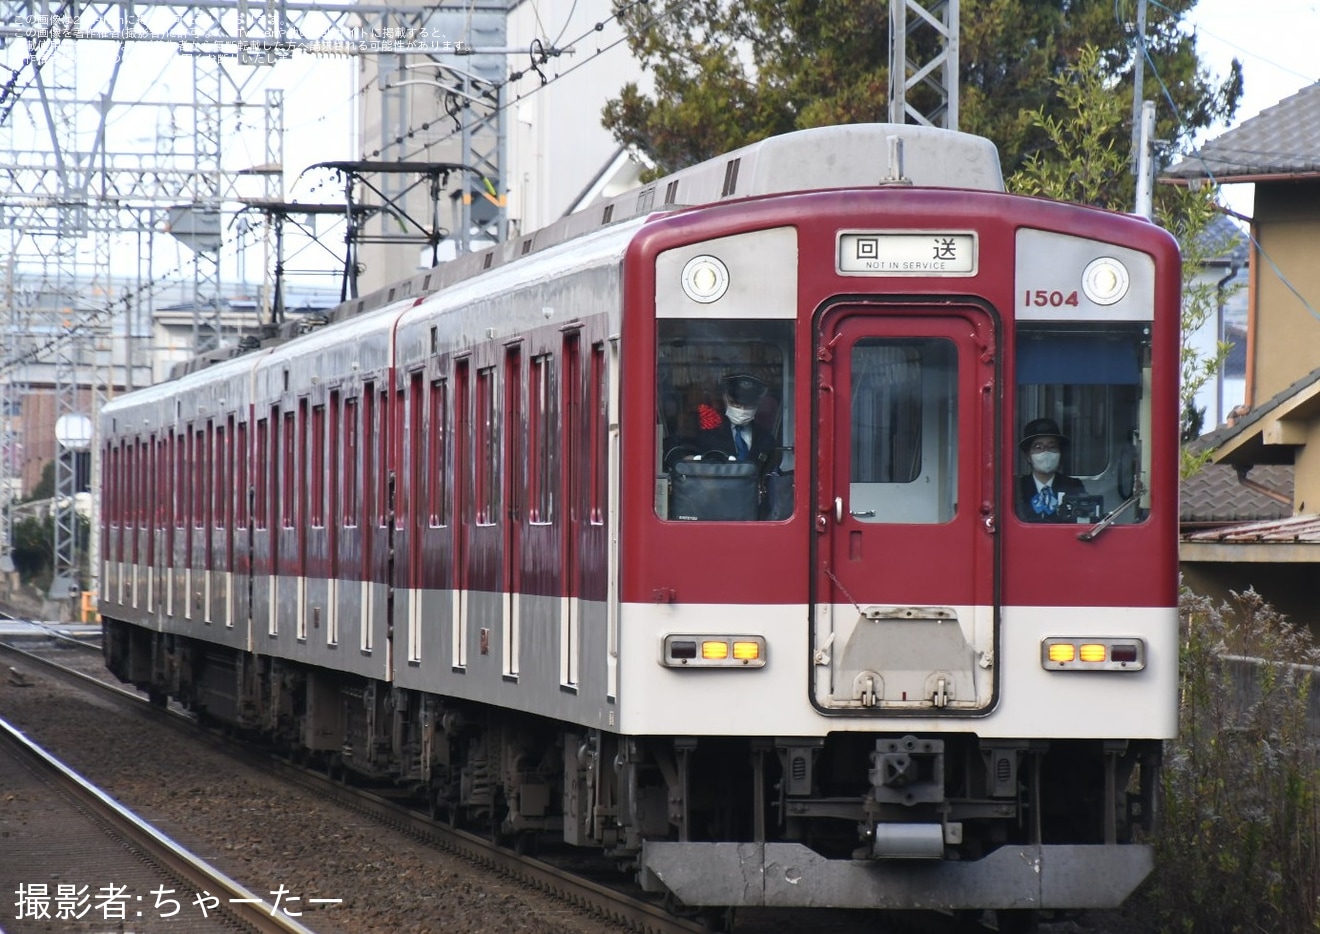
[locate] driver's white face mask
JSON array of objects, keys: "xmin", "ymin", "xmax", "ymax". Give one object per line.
[
  {"xmin": 1029, "ymin": 451, "xmax": 1061, "ymax": 475},
  {"xmin": 725, "ymin": 400, "xmax": 756, "ymax": 426}
]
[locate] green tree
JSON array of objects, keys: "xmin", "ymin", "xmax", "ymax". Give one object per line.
[
  {"xmin": 605, "ymin": 0, "xmax": 1242, "ymax": 179},
  {"xmin": 11, "ymin": 514, "xmax": 53, "ymax": 589},
  {"xmin": 24, "ymin": 459, "xmax": 54, "ymax": 502},
  {"xmin": 1007, "ymin": 45, "xmax": 1131, "ymax": 207}
]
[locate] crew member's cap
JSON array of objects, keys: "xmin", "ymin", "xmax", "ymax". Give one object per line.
[
  {"xmin": 723, "ymin": 373, "xmax": 768, "ymax": 407},
  {"xmin": 1019, "ymin": 418, "xmax": 1068, "ymax": 452}
]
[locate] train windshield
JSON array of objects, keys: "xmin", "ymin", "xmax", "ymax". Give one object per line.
[
  {"xmin": 655, "ymin": 318, "xmax": 794, "ymax": 521},
  {"xmin": 1015, "ymin": 323, "xmax": 1152, "ymax": 525}
]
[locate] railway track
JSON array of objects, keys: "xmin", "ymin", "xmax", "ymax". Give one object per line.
[
  {"xmin": 0, "ymin": 639, "xmax": 708, "ymax": 934},
  {"xmin": 0, "ymin": 713, "xmax": 318, "ymax": 934}
]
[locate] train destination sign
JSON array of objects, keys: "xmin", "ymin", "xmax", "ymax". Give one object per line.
[{"xmin": 837, "ymin": 231, "xmax": 977, "ymax": 276}]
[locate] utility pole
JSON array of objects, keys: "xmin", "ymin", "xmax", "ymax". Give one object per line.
[
  {"xmin": 1130, "ymin": 0, "xmax": 1148, "ymax": 172},
  {"xmin": 1128, "ymin": 0, "xmax": 1157, "ymax": 219},
  {"xmin": 1134, "ymin": 101, "xmax": 1157, "ymax": 220}
]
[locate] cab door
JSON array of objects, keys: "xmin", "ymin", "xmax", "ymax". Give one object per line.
[{"xmin": 812, "ymin": 304, "xmax": 998, "ymax": 713}]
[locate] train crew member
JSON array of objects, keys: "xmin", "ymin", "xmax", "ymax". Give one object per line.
[
  {"xmin": 688, "ymin": 373, "xmax": 781, "ymax": 474},
  {"xmin": 1017, "ymin": 418, "xmax": 1086, "ymax": 522},
  {"xmin": 663, "ymin": 372, "xmax": 784, "ymax": 520}
]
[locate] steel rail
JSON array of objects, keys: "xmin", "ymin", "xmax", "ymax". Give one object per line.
[
  {"xmin": 0, "ymin": 640, "xmax": 705, "ymax": 934},
  {"xmin": 0, "ymin": 713, "xmax": 319, "ymax": 934}
]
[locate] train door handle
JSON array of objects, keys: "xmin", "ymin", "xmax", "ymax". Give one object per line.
[{"xmin": 834, "ymin": 497, "xmax": 843, "ymax": 523}]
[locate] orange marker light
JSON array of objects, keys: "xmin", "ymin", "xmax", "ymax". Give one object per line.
[
  {"xmin": 701, "ymin": 641, "xmax": 730, "ymax": 660},
  {"xmin": 1079, "ymin": 643, "xmax": 1107, "ymax": 663},
  {"xmin": 732, "ymin": 641, "xmax": 760, "ymax": 661},
  {"xmin": 1047, "ymin": 643, "xmax": 1077, "ymax": 664}
]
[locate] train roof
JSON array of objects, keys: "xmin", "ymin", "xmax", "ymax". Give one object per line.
[
  {"xmin": 343, "ymin": 123, "xmax": 1003, "ymax": 322},
  {"xmin": 159, "ymin": 124, "xmax": 1003, "ymax": 383},
  {"xmin": 101, "ymin": 216, "xmax": 650, "ymax": 427}
]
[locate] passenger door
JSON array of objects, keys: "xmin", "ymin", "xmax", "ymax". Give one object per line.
[{"xmin": 812, "ymin": 304, "xmax": 998, "ymax": 713}]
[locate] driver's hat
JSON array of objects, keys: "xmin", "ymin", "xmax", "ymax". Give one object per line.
[
  {"xmin": 1019, "ymin": 418, "xmax": 1068, "ymax": 452},
  {"xmin": 722, "ymin": 373, "xmax": 767, "ymax": 408}
]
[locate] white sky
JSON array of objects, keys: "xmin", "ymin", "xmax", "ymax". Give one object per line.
[{"xmin": 1183, "ymin": 0, "xmax": 1320, "ymax": 217}]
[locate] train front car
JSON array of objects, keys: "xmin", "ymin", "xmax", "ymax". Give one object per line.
[{"xmin": 614, "ymin": 126, "xmax": 1180, "ymax": 921}]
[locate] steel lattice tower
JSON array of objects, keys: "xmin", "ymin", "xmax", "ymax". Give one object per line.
[{"xmin": 888, "ymin": 0, "xmax": 960, "ymax": 130}]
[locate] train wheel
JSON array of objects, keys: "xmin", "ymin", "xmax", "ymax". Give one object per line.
[
  {"xmin": 429, "ymin": 791, "xmax": 456, "ymax": 827},
  {"xmin": 147, "ymin": 687, "xmax": 168, "ymax": 708},
  {"xmin": 486, "ymin": 792, "xmax": 511, "ymax": 846},
  {"xmin": 327, "ymin": 754, "xmax": 348, "ymax": 785}
]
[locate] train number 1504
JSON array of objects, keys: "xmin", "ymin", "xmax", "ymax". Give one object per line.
[{"xmin": 1023, "ymin": 289, "xmax": 1081, "ymax": 307}]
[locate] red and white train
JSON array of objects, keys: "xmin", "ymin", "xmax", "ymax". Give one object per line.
[{"xmin": 100, "ymin": 123, "xmax": 1180, "ymax": 928}]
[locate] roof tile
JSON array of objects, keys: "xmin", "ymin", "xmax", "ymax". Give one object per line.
[
  {"xmin": 1184, "ymin": 512, "xmax": 1320, "ymax": 544},
  {"xmin": 1166, "ymin": 82, "xmax": 1320, "ymax": 181},
  {"xmin": 1179, "ymin": 463, "xmax": 1293, "ymax": 524}
]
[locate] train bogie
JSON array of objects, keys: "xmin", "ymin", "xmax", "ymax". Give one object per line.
[{"xmin": 100, "ymin": 123, "xmax": 1180, "ymax": 919}]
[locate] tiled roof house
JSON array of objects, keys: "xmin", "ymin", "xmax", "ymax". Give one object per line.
[{"xmin": 1167, "ymin": 82, "xmax": 1320, "ymax": 628}]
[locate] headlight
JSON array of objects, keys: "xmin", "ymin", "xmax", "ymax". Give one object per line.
[
  {"xmin": 1081, "ymin": 257, "xmax": 1130, "ymax": 305},
  {"xmin": 681, "ymin": 255, "xmax": 730, "ymax": 304}
]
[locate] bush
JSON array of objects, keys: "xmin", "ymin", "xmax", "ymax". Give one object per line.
[
  {"xmin": 10, "ymin": 514, "xmax": 54, "ymax": 590},
  {"xmin": 1125, "ymin": 588, "xmax": 1320, "ymax": 933}
]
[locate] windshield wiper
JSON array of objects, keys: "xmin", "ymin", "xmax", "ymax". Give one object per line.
[{"xmin": 1077, "ymin": 481, "xmax": 1144, "ymax": 542}]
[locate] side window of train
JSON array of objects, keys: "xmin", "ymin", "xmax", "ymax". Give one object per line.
[
  {"xmin": 655, "ymin": 318, "xmax": 794, "ymax": 522},
  {"xmin": 476, "ymin": 366, "xmax": 499, "ymax": 526},
  {"xmin": 1015, "ymin": 323, "xmax": 1153, "ymax": 525}
]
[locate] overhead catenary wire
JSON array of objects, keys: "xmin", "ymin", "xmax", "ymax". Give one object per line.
[
  {"xmin": 0, "ymin": 218, "xmax": 271, "ymax": 374},
  {"xmin": 360, "ymin": 0, "xmax": 685, "ymax": 163}
]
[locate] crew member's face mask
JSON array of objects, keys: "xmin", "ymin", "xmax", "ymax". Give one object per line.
[
  {"xmin": 728, "ymin": 398, "xmax": 760, "ymax": 427},
  {"xmin": 1030, "ymin": 451, "xmax": 1060, "ymax": 474},
  {"xmin": 725, "ymin": 399, "xmax": 756, "ymax": 425}
]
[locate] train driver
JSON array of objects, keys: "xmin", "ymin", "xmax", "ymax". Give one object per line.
[
  {"xmin": 687, "ymin": 373, "xmax": 781, "ymax": 474},
  {"xmin": 1017, "ymin": 418, "xmax": 1086, "ymax": 522},
  {"xmin": 663, "ymin": 373, "xmax": 785, "ymax": 520}
]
